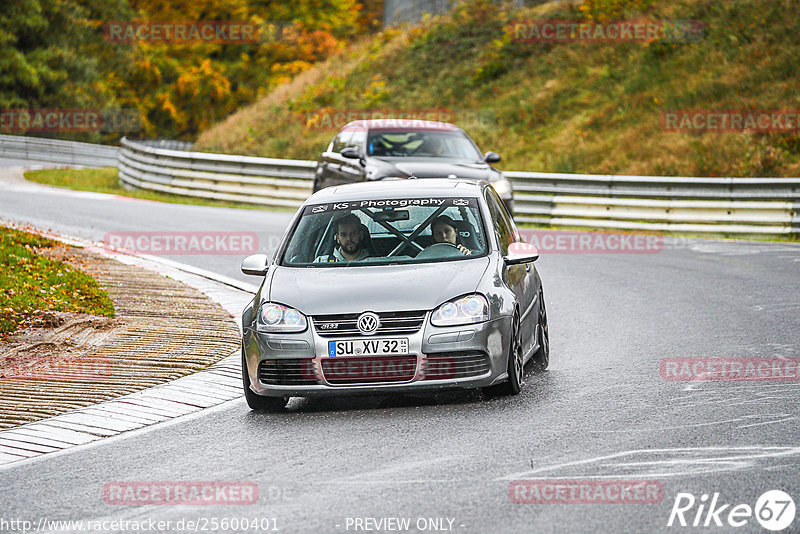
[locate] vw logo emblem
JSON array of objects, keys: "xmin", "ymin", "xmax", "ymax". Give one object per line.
[{"xmin": 357, "ymin": 312, "xmax": 380, "ymax": 335}]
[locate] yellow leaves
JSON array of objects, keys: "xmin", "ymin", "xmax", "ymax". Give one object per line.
[
  {"xmin": 160, "ymin": 98, "xmax": 179, "ymax": 120},
  {"xmin": 174, "ymin": 59, "xmax": 231, "ymax": 103},
  {"xmin": 579, "ymin": 0, "xmax": 655, "ymax": 21},
  {"xmin": 271, "ymin": 60, "xmax": 312, "ymax": 78},
  {"xmin": 361, "ymin": 75, "xmax": 390, "ymax": 107},
  {"xmin": 89, "ymin": 1, "xmax": 368, "ymax": 139}
]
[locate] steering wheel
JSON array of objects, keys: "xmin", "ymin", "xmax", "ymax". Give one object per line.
[{"xmin": 415, "ymin": 242, "xmax": 464, "ymax": 260}]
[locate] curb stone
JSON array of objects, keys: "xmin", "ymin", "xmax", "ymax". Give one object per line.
[{"xmin": 0, "ymin": 226, "xmax": 257, "ymax": 468}]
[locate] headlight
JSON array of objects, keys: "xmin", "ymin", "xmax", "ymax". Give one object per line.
[
  {"xmin": 431, "ymin": 294, "xmax": 489, "ymax": 326},
  {"xmin": 258, "ymin": 303, "xmax": 307, "ymax": 332},
  {"xmin": 491, "ymin": 177, "xmax": 513, "ymax": 197}
]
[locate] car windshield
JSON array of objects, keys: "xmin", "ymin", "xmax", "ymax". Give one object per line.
[
  {"xmin": 366, "ymin": 130, "xmax": 483, "ymax": 159},
  {"xmin": 281, "ymin": 197, "xmax": 488, "ymax": 267}
]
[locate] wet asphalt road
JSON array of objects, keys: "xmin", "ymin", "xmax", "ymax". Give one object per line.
[
  {"xmin": 1, "ymin": 169, "xmax": 800, "ymax": 533},
  {"xmin": 0, "ymin": 167, "xmax": 293, "ymax": 284}
]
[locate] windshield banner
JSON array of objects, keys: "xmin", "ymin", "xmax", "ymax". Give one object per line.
[{"xmin": 303, "ymin": 197, "xmax": 478, "ymax": 216}]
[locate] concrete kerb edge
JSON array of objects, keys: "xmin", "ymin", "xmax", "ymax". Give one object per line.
[{"xmin": 0, "ymin": 221, "xmax": 258, "ymax": 468}]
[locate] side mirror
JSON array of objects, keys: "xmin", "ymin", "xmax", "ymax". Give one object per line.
[
  {"xmin": 484, "ymin": 151, "xmax": 501, "ymax": 163},
  {"xmin": 503, "ymin": 242, "xmax": 539, "ymax": 265},
  {"xmin": 241, "ymin": 254, "xmax": 270, "ymax": 276},
  {"xmin": 340, "ymin": 147, "xmax": 361, "ymax": 159}
]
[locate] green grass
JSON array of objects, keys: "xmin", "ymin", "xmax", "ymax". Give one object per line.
[
  {"xmin": 24, "ymin": 168, "xmax": 282, "ymax": 211},
  {"xmin": 0, "ymin": 227, "xmax": 115, "ymax": 338},
  {"xmin": 196, "ymin": 0, "xmax": 800, "ymax": 178}
]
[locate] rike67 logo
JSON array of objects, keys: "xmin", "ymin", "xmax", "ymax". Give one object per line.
[{"xmin": 668, "ymin": 490, "xmax": 795, "ymax": 531}]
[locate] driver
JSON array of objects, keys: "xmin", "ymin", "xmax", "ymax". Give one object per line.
[
  {"xmin": 431, "ymin": 215, "xmax": 471, "ymax": 256},
  {"xmin": 421, "ymin": 136, "xmax": 446, "ymax": 156},
  {"xmin": 314, "ymin": 214, "xmax": 371, "ymax": 263}
]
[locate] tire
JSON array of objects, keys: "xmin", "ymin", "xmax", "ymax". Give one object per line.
[
  {"xmin": 488, "ymin": 312, "xmax": 523, "ymax": 396},
  {"xmin": 531, "ymin": 288, "xmax": 549, "ymax": 371},
  {"xmin": 242, "ymin": 350, "xmax": 288, "ymax": 412}
]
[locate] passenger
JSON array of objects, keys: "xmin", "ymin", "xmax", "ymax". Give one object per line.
[
  {"xmin": 314, "ymin": 214, "xmax": 371, "ymax": 263},
  {"xmin": 431, "ymin": 215, "xmax": 471, "ymax": 256}
]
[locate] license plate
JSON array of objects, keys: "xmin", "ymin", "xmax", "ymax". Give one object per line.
[{"xmin": 328, "ymin": 338, "xmax": 409, "ymax": 357}]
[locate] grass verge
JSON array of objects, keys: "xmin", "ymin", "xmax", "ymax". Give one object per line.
[
  {"xmin": 196, "ymin": 0, "xmax": 800, "ymax": 178},
  {"xmin": 24, "ymin": 167, "xmax": 282, "ymax": 211},
  {"xmin": 0, "ymin": 227, "xmax": 115, "ymax": 339}
]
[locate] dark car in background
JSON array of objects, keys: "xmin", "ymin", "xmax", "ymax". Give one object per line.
[{"xmin": 313, "ymin": 119, "xmax": 515, "ymax": 214}]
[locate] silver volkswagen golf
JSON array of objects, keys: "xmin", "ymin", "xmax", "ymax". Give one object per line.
[{"xmin": 240, "ymin": 179, "xmax": 549, "ymax": 411}]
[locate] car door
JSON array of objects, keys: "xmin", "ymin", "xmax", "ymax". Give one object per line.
[{"xmin": 485, "ymin": 188, "xmax": 537, "ymax": 356}]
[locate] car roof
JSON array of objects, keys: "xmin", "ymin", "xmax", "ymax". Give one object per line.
[
  {"xmin": 341, "ymin": 119, "xmax": 461, "ymax": 132},
  {"xmin": 308, "ymin": 179, "xmax": 486, "ymax": 204}
]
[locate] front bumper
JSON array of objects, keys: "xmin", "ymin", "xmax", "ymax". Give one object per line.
[{"xmin": 243, "ymin": 314, "xmax": 512, "ymax": 398}]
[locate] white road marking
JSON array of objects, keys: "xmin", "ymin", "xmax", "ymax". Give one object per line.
[
  {"xmin": 335, "ymin": 456, "xmax": 468, "ymax": 482},
  {"xmin": 589, "ymin": 413, "xmax": 794, "ymax": 432},
  {"xmin": 496, "ymin": 446, "xmax": 800, "ymax": 480}
]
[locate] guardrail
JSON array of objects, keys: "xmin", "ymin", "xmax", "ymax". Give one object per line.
[
  {"xmin": 118, "ymin": 137, "xmax": 315, "ymax": 209},
  {"xmin": 505, "ymin": 171, "xmax": 800, "ymax": 236},
  {"xmin": 0, "ymin": 134, "xmax": 119, "ymax": 167},
  {"xmin": 118, "ymin": 137, "xmax": 798, "ymax": 237},
  {"xmin": 3, "ymin": 134, "xmax": 795, "ymax": 237}
]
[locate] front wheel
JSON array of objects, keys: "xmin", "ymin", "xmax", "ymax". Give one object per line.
[
  {"xmin": 531, "ymin": 288, "xmax": 549, "ymax": 371},
  {"xmin": 486, "ymin": 312, "xmax": 523, "ymax": 397},
  {"xmin": 242, "ymin": 350, "xmax": 288, "ymax": 412}
]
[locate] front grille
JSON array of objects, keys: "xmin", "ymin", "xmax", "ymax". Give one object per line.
[
  {"xmin": 321, "ymin": 356, "xmax": 417, "ymax": 384},
  {"xmin": 258, "ymin": 358, "xmax": 318, "ymax": 385},
  {"xmin": 312, "ymin": 311, "xmax": 427, "ymax": 338},
  {"xmin": 423, "ymin": 351, "xmax": 491, "ymax": 380}
]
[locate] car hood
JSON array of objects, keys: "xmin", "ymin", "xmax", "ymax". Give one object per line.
[
  {"xmin": 268, "ymin": 258, "xmax": 491, "ymax": 315},
  {"xmin": 387, "ymin": 160, "xmax": 498, "ymax": 180}
]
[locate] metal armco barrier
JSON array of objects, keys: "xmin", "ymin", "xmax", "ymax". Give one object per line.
[
  {"xmin": 505, "ymin": 171, "xmax": 800, "ymax": 235},
  {"xmin": 2, "ymin": 135, "xmax": 796, "ymax": 237},
  {"xmin": 118, "ymin": 137, "xmax": 314, "ymax": 209},
  {"xmin": 0, "ymin": 134, "xmax": 119, "ymax": 167},
  {"xmin": 118, "ymin": 137, "xmax": 798, "ymax": 237}
]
